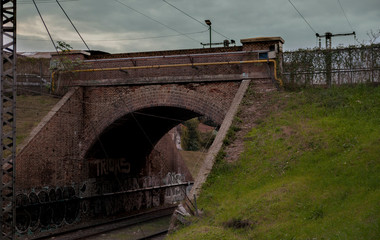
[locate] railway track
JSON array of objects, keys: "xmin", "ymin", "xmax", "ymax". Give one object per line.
[{"xmin": 29, "ymin": 206, "xmax": 176, "ymax": 240}]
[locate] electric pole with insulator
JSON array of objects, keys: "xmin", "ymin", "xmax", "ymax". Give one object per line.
[
  {"xmin": 315, "ymin": 31, "xmax": 355, "ymax": 87},
  {"xmin": 316, "ymin": 31, "xmax": 356, "ymax": 49}
]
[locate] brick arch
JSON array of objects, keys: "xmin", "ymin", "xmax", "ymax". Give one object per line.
[{"xmin": 80, "ymin": 82, "xmax": 240, "ymax": 158}]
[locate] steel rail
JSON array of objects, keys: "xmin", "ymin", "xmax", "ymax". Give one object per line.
[{"xmin": 28, "ymin": 206, "xmax": 176, "ymax": 240}]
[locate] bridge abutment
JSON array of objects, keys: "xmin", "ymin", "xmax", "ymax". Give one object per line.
[{"xmin": 15, "ymin": 36, "xmax": 285, "ymax": 237}]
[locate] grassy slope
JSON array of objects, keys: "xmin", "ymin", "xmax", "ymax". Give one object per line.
[
  {"xmin": 168, "ymin": 85, "xmax": 380, "ymax": 240},
  {"xmin": 16, "ymin": 95, "xmax": 60, "ymax": 149}
]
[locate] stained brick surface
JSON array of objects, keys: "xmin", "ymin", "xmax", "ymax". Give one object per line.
[{"xmin": 17, "ymin": 37, "xmax": 283, "ymax": 191}]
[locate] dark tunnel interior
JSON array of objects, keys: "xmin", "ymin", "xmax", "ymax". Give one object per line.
[{"xmin": 85, "ymin": 106, "xmax": 202, "ymax": 175}]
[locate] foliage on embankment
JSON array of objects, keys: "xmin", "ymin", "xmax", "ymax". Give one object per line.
[{"xmin": 168, "ymin": 85, "xmax": 380, "ymax": 239}]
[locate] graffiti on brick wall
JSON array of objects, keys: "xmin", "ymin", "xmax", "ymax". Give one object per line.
[
  {"xmin": 88, "ymin": 158, "xmax": 131, "ymax": 177},
  {"xmin": 15, "ymin": 173, "xmax": 189, "ymax": 234},
  {"xmin": 80, "ymin": 176, "xmax": 164, "ymax": 217},
  {"xmin": 15, "ymin": 186, "xmax": 80, "ymax": 233},
  {"xmin": 163, "ymin": 172, "xmax": 186, "ymax": 204}
]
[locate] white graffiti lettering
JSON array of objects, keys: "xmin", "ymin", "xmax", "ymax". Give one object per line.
[{"xmin": 95, "ymin": 158, "xmax": 131, "ymax": 176}]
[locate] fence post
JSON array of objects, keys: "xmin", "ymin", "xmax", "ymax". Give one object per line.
[
  {"xmin": 325, "ymin": 50, "xmax": 332, "ymax": 87},
  {"xmin": 371, "ymin": 45, "xmax": 374, "ymax": 83}
]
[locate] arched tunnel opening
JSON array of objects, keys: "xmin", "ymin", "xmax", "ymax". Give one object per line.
[
  {"xmin": 80, "ymin": 106, "xmax": 219, "ymax": 220},
  {"xmin": 15, "ymin": 106, "xmax": 221, "ymax": 233},
  {"xmin": 86, "ymin": 106, "xmax": 203, "ymax": 176}
]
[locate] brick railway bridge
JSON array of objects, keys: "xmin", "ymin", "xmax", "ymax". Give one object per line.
[{"xmin": 15, "ymin": 37, "xmax": 284, "ymax": 238}]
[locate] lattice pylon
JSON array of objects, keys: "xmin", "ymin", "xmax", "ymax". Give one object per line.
[{"xmin": 1, "ymin": 1, "xmax": 17, "ymax": 239}]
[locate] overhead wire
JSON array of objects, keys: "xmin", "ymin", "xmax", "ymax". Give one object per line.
[
  {"xmin": 162, "ymin": 0, "xmax": 232, "ymax": 40},
  {"xmin": 287, "ymin": 0, "xmax": 317, "ymax": 34},
  {"xmin": 337, "ymin": 0, "xmax": 355, "ymax": 33},
  {"xmin": 55, "ymin": 0, "xmax": 91, "ymax": 51},
  {"xmin": 18, "ymin": 0, "xmax": 79, "ymax": 4},
  {"xmin": 162, "ymin": 0, "xmax": 205, "ymax": 26},
  {"xmin": 32, "ymin": 0, "xmax": 59, "ymax": 52},
  {"xmin": 112, "ymin": 0, "xmax": 201, "ymax": 43},
  {"xmin": 18, "ymin": 30, "xmax": 208, "ymax": 43},
  {"xmin": 32, "ymin": 0, "xmax": 80, "ymax": 89}
]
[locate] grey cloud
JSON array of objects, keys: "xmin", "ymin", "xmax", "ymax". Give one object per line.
[{"xmin": 17, "ymin": 0, "xmax": 380, "ymax": 53}]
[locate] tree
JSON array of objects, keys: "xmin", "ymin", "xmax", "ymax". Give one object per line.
[{"xmin": 181, "ymin": 118, "xmax": 200, "ymax": 151}]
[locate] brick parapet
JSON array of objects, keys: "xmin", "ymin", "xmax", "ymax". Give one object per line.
[
  {"xmin": 87, "ymin": 46, "xmax": 243, "ymax": 60},
  {"xmin": 54, "ymin": 37, "xmax": 284, "ymax": 89}
]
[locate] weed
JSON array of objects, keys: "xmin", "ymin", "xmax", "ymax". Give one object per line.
[
  {"xmin": 307, "ymin": 205, "xmax": 324, "ymax": 220},
  {"xmin": 223, "ymin": 218, "xmax": 254, "ymax": 229}
]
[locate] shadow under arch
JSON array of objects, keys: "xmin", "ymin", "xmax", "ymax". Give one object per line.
[
  {"xmin": 85, "ymin": 106, "xmax": 211, "ymax": 173},
  {"xmin": 84, "ymin": 104, "xmax": 221, "ymax": 180}
]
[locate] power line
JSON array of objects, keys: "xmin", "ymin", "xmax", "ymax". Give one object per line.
[
  {"xmin": 112, "ymin": 0, "xmax": 200, "ymax": 43},
  {"xmin": 287, "ymin": 0, "xmax": 317, "ymax": 34},
  {"xmin": 32, "ymin": 0, "xmax": 59, "ymax": 52},
  {"xmin": 162, "ymin": 0, "xmax": 232, "ymax": 40},
  {"xmin": 55, "ymin": 0, "xmax": 90, "ymax": 51},
  {"xmin": 337, "ymin": 0, "xmax": 355, "ymax": 32},
  {"xmin": 18, "ymin": 30, "xmax": 207, "ymax": 43},
  {"xmin": 18, "ymin": 0, "xmax": 79, "ymax": 4},
  {"xmin": 162, "ymin": 0, "xmax": 205, "ymax": 26}
]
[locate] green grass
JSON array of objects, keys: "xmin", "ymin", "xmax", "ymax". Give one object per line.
[{"xmin": 168, "ymin": 85, "xmax": 380, "ymax": 240}]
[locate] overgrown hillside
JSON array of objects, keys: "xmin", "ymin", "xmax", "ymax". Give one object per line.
[{"xmin": 168, "ymin": 85, "xmax": 380, "ymax": 239}]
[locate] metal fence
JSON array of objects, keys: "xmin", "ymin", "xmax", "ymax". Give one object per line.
[
  {"xmin": 17, "ymin": 74, "xmax": 51, "ymax": 95},
  {"xmin": 282, "ymin": 44, "xmax": 380, "ymax": 86}
]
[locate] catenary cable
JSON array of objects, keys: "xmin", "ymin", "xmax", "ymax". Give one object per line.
[
  {"xmin": 18, "ymin": 0, "xmax": 79, "ymax": 4},
  {"xmin": 162, "ymin": 0, "xmax": 232, "ymax": 40},
  {"xmin": 55, "ymin": 0, "xmax": 91, "ymax": 51},
  {"xmin": 18, "ymin": 30, "xmax": 207, "ymax": 43},
  {"xmin": 287, "ymin": 0, "xmax": 317, "ymax": 34},
  {"xmin": 112, "ymin": 0, "xmax": 200, "ymax": 43},
  {"xmin": 337, "ymin": 0, "xmax": 355, "ymax": 33},
  {"xmin": 32, "ymin": 0, "xmax": 59, "ymax": 52}
]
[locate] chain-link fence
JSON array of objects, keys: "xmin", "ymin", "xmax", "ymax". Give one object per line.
[{"xmin": 282, "ymin": 44, "xmax": 380, "ymax": 86}]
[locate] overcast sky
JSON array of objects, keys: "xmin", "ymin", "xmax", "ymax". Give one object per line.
[{"xmin": 17, "ymin": 0, "xmax": 380, "ymax": 53}]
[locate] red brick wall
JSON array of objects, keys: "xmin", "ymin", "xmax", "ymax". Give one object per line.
[
  {"xmin": 80, "ymin": 82, "xmax": 240, "ymax": 158},
  {"xmin": 16, "ymin": 87, "xmax": 84, "ymax": 190},
  {"xmin": 16, "ymin": 81, "xmax": 240, "ymax": 190},
  {"xmin": 17, "ymin": 37, "xmax": 283, "ymax": 190}
]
